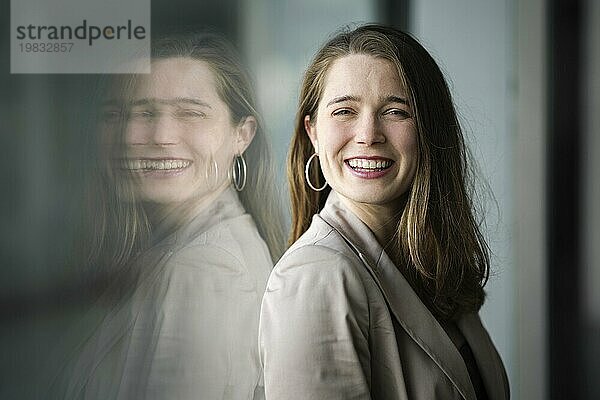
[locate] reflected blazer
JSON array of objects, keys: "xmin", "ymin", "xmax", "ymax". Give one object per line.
[
  {"xmin": 259, "ymin": 192, "xmax": 509, "ymax": 400},
  {"xmin": 54, "ymin": 188, "xmax": 272, "ymax": 400}
]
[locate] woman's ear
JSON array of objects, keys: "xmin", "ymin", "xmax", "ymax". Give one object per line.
[
  {"xmin": 235, "ymin": 116, "xmax": 257, "ymax": 154},
  {"xmin": 304, "ymin": 115, "xmax": 318, "ymax": 152}
]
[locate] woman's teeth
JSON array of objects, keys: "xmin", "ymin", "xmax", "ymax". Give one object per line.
[
  {"xmin": 347, "ymin": 159, "xmax": 392, "ymax": 170},
  {"xmin": 126, "ymin": 159, "xmax": 190, "ymax": 170}
]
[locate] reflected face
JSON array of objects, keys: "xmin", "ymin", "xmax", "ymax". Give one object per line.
[
  {"xmin": 114, "ymin": 58, "xmax": 238, "ymax": 205},
  {"xmin": 305, "ymin": 54, "xmax": 418, "ymax": 209}
]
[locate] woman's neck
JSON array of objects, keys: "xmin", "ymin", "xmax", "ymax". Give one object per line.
[
  {"xmin": 145, "ymin": 182, "xmax": 231, "ymax": 232},
  {"xmin": 337, "ymin": 193, "xmax": 406, "ymax": 252}
]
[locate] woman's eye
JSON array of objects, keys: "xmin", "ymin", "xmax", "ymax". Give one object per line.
[
  {"xmin": 174, "ymin": 109, "xmax": 206, "ymax": 119},
  {"xmin": 130, "ymin": 110, "xmax": 154, "ymax": 119},
  {"xmin": 332, "ymin": 108, "xmax": 354, "ymax": 117},
  {"xmin": 383, "ymin": 108, "xmax": 410, "ymax": 118},
  {"xmin": 102, "ymin": 109, "xmax": 122, "ymax": 122}
]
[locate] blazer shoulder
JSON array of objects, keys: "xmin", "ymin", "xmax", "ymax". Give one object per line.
[
  {"xmin": 284, "ymin": 215, "xmax": 362, "ymax": 260},
  {"xmin": 177, "ymin": 214, "xmax": 270, "ymax": 269},
  {"xmin": 268, "ymin": 241, "xmax": 369, "ymax": 305},
  {"xmin": 276, "ymin": 225, "xmax": 363, "ymax": 272}
]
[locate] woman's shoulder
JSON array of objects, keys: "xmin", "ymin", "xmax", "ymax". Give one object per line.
[
  {"xmin": 286, "ymin": 214, "xmax": 356, "ymax": 255},
  {"xmin": 269, "ymin": 216, "xmax": 368, "ymax": 291},
  {"xmin": 154, "ymin": 214, "xmax": 272, "ymax": 292},
  {"xmin": 155, "ymin": 216, "xmax": 271, "ymax": 294},
  {"xmin": 185, "ymin": 213, "xmax": 268, "ymax": 257}
]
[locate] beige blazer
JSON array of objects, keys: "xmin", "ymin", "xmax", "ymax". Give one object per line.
[
  {"xmin": 259, "ymin": 192, "xmax": 509, "ymax": 400},
  {"xmin": 52, "ymin": 188, "xmax": 272, "ymax": 399}
]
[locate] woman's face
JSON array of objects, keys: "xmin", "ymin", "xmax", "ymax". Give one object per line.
[
  {"xmin": 114, "ymin": 57, "xmax": 252, "ymax": 206},
  {"xmin": 305, "ymin": 54, "xmax": 418, "ymax": 210}
]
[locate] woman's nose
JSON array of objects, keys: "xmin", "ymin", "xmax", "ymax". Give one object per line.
[
  {"xmin": 354, "ymin": 115, "xmax": 385, "ymax": 145},
  {"xmin": 126, "ymin": 114, "xmax": 179, "ymax": 146},
  {"xmin": 150, "ymin": 116, "xmax": 179, "ymax": 145}
]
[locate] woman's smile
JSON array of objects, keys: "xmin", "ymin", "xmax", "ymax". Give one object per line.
[
  {"xmin": 123, "ymin": 157, "xmax": 193, "ymax": 178},
  {"xmin": 125, "ymin": 158, "xmax": 192, "ymax": 171},
  {"xmin": 344, "ymin": 156, "xmax": 395, "ymax": 179}
]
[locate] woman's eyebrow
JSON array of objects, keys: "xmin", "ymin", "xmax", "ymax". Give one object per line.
[
  {"xmin": 385, "ymin": 95, "xmax": 408, "ymax": 104},
  {"xmin": 130, "ymin": 97, "xmax": 212, "ymax": 108},
  {"xmin": 325, "ymin": 95, "xmax": 408, "ymax": 107},
  {"xmin": 326, "ymin": 95, "xmax": 360, "ymax": 107}
]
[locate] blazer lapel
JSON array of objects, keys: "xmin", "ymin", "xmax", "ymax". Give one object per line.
[
  {"xmin": 320, "ymin": 193, "xmax": 477, "ymax": 400},
  {"xmin": 457, "ymin": 314, "xmax": 510, "ymax": 400}
]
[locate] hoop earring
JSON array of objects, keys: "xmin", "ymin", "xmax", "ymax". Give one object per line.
[
  {"xmin": 305, "ymin": 153, "xmax": 328, "ymax": 192},
  {"xmin": 231, "ymin": 153, "xmax": 247, "ymax": 191}
]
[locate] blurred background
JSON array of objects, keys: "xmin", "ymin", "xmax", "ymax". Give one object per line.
[{"xmin": 1, "ymin": 0, "xmax": 598, "ymax": 398}]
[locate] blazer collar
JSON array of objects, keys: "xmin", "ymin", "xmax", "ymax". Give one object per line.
[{"xmin": 319, "ymin": 192, "xmax": 482, "ymax": 400}]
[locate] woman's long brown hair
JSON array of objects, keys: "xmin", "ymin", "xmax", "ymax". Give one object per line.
[{"xmin": 288, "ymin": 24, "xmax": 490, "ymax": 321}]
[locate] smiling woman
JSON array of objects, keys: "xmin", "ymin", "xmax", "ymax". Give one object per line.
[
  {"xmin": 121, "ymin": 58, "xmax": 252, "ymax": 209},
  {"xmin": 259, "ymin": 24, "xmax": 509, "ymax": 400},
  {"xmin": 304, "ymin": 54, "xmax": 418, "ymax": 237},
  {"xmin": 50, "ymin": 31, "xmax": 284, "ymax": 399}
]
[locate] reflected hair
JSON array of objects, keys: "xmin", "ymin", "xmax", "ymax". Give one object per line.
[{"xmin": 289, "ymin": 24, "xmax": 490, "ymax": 320}]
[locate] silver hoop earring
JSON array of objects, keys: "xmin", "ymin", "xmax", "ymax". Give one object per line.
[
  {"xmin": 305, "ymin": 153, "xmax": 328, "ymax": 192},
  {"xmin": 231, "ymin": 153, "xmax": 247, "ymax": 191}
]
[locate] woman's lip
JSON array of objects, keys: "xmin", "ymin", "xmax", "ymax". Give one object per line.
[
  {"xmin": 345, "ymin": 162, "xmax": 394, "ymax": 179},
  {"xmin": 344, "ymin": 156, "xmax": 393, "ymax": 161},
  {"xmin": 124, "ymin": 157, "xmax": 193, "ymax": 161},
  {"xmin": 135, "ymin": 168, "xmax": 188, "ymax": 178}
]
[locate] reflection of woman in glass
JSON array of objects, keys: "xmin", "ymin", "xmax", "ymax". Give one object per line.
[
  {"xmin": 260, "ymin": 25, "xmax": 509, "ymax": 399},
  {"xmin": 54, "ymin": 32, "xmax": 283, "ymax": 399}
]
